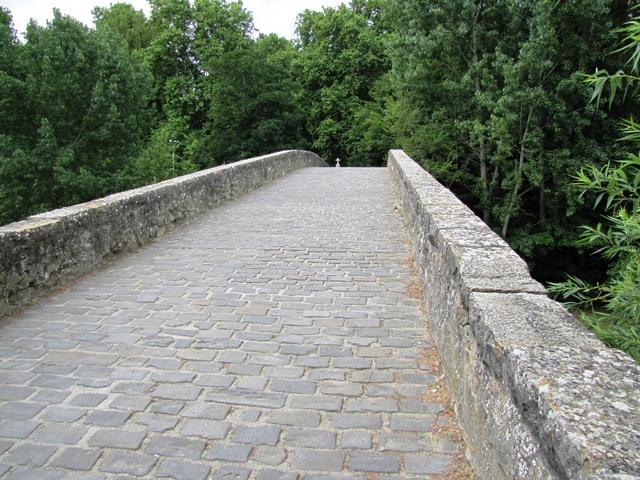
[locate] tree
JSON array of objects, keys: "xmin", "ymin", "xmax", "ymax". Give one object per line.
[
  {"xmin": 143, "ymin": 0, "xmax": 256, "ymax": 169},
  {"xmin": 93, "ymin": 2, "xmax": 155, "ymax": 52},
  {"xmin": 294, "ymin": 2, "xmax": 391, "ymax": 165},
  {"xmin": 146, "ymin": 0, "xmax": 253, "ymax": 127},
  {"xmin": 387, "ymin": 0, "xmax": 625, "ymax": 279},
  {"xmin": 196, "ymin": 34, "xmax": 307, "ymax": 165},
  {"xmin": 0, "ymin": 9, "xmax": 153, "ymax": 223},
  {"xmin": 0, "ymin": 8, "xmax": 27, "ymax": 140},
  {"xmin": 132, "ymin": 116, "xmax": 198, "ymax": 184},
  {"xmin": 550, "ymin": 10, "xmax": 640, "ymax": 361}
]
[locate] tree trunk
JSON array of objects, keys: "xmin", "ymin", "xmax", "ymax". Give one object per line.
[
  {"xmin": 539, "ymin": 177, "xmax": 546, "ymax": 225},
  {"xmin": 472, "ymin": 2, "xmax": 490, "ymax": 223},
  {"xmin": 502, "ymin": 106, "xmax": 533, "ymax": 238},
  {"xmin": 539, "ymin": 144, "xmax": 546, "ymax": 225}
]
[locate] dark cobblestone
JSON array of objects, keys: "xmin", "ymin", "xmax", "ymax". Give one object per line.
[
  {"xmin": 156, "ymin": 459, "xmax": 211, "ymax": 480},
  {"xmin": 85, "ymin": 409, "xmax": 130, "ymax": 427},
  {"xmin": 252, "ymin": 445, "xmax": 287, "ymax": 466},
  {"xmin": 146, "ymin": 435, "xmax": 206, "ymax": 460},
  {"xmin": 88, "ymin": 429, "xmax": 146, "ymax": 449},
  {"xmin": 404, "ymin": 454, "xmax": 451, "ymax": 474},
  {"xmin": 203, "ymin": 442, "xmax": 252, "ymax": 462},
  {"xmin": 181, "ymin": 403, "xmax": 230, "ymax": 420},
  {"xmin": 135, "ymin": 412, "xmax": 179, "ymax": 432},
  {"xmin": 255, "ymin": 469, "xmax": 298, "ymax": 480},
  {"xmin": 0, "ymin": 167, "xmax": 464, "ymax": 478},
  {"xmin": 349, "ymin": 452, "xmax": 401, "ymax": 473},
  {"xmin": 341, "ymin": 431, "xmax": 372, "ymax": 449},
  {"xmin": 0, "ymin": 402, "xmax": 44, "ymax": 420},
  {"xmin": 0, "ymin": 420, "xmax": 39, "ymax": 439},
  {"xmin": 99, "ymin": 451, "xmax": 156, "ymax": 476},
  {"xmin": 180, "ymin": 419, "xmax": 230, "ymax": 439},
  {"xmin": 4, "ymin": 444, "xmax": 56, "ymax": 466},
  {"xmin": 69, "ymin": 393, "xmax": 107, "ymax": 407},
  {"xmin": 213, "ymin": 465, "xmax": 251, "ymax": 480},
  {"xmin": 50, "ymin": 447, "xmax": 100, "ymax": 471},
  {"xmin": 286, "ymin": 428, "xmax": 336, "ymax": 449},
  {"xmin": 267, "ymin": 410, "xmax": 320, "ymax": 427},
  {"xmin": 41, "ymin": 406, "xmax": 86, "ymax": 422},
  {"xmin": 331, "ymin": 414, "xmax": 382, "ymax": 430},
  {"xmin": 32, "ymin": 424, "xmax": 87, "ymax": 445},
  {"xmin": 232, "ymin": 425, "xmax": 281, "ymax": 446}
]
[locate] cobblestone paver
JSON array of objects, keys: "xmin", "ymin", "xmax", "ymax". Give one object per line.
[{"xmin": 0, "ymin": 168, "xmax": 467, "ymax": 478}]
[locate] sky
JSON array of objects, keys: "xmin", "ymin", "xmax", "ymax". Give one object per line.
[{"xmin": 1, "ymin": 0, "xmax": 347, "ymax": 40}]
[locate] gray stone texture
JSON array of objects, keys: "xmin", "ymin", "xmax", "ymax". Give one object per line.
[
  {"xmin": 50, "ymin": 448, "xmax": 101, "ymax": 471},
  {"xmin": 156, "ymin": 459, "xmax": 211, "ymax": 480},
  {"xmin": 388, "ymin": 149, "xmax": 640, "ymax": 479},
  {"xmin": 99, "ymin": 451, "xmax": 156, "ymax": 475},
  {"xmin": 0, "ymin": 159, "xmax": 466, "ymax": 478},
  {"xmin": 0, "ymin": 150, "xmax": 326, "ymax": 315}
]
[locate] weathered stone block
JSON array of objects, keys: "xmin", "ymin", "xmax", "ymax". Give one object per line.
[
  {"xmin": 388, "ymin": 149, "xmax": 640, "ymax": 479},
  {"xmin": 99, "ymin": 451, "xmax": 156, "ymax": 476},
  {"xmin": 0, "ymin": 150, "xmax": 326, "ymax": 316}
]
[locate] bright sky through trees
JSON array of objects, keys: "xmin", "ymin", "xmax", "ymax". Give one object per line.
[{"xmin": 0, "ymin": 0, "xmax": 347, "ymax": 38}]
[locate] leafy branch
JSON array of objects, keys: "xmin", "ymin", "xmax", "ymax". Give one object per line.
[{"xmin": 551, "ymin": 11, "xmax": 640, "ymax": 361}]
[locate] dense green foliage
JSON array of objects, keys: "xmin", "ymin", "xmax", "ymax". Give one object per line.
[
  {"xmin": 386, "ymin": 0, "xmax": 632, "ymax": 280},
  {"xmin": 549, "ymin": 13, "xmax": 640, "ymax": 360},
  {"xmin": 0, "ymin": 8, "xmax": 152, "ymax": 220},
  {"xmin": 0, "ymin": 0, "xmax": 310, "ymax": 223},
  {"xmin": 294, "ymin": 1, "xmax": 392, "ymax": 165},
  {"xmin": 1, "ymin": 1, "xmax": 639, "ymax": 358},
  {"xmin": 200, "ymin": 34, "xmax": 307, "ymax": 163}
]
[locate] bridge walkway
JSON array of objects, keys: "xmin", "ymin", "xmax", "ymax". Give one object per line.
[{"xmin": 0, "ymin": 167, "xmax": 469, "ymax": 478}]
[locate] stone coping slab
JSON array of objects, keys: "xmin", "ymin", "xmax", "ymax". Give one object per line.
[
  {"xmin": 388, "ymin": 149, "xmax": 639, "ymax": 479},
  {"xmin": 0, "ymin": 150, "xmax": 326, "ymax": 315}
]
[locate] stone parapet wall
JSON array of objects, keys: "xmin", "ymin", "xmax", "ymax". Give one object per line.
[
  {"xmin": 388, "ymin": 149, "xmax": 639, "ymax": 479},
  {"xmin": 0, "ymin": 150, "xmax": 326, "ymax": 316}
]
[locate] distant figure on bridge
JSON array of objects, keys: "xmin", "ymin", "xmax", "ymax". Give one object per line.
[{"xmin": 336, "ymin": 157, "xmax": 341, "ymax": 167}]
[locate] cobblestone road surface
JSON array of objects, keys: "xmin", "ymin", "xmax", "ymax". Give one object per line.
[{"xmin": 0, "ymin": 168, "xmax": 467, "ymax": 479}]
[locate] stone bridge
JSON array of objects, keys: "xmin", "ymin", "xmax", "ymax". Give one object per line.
[{"xmin": 0, "ymin": 151, "xmax": 637, "ymax": 480}]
